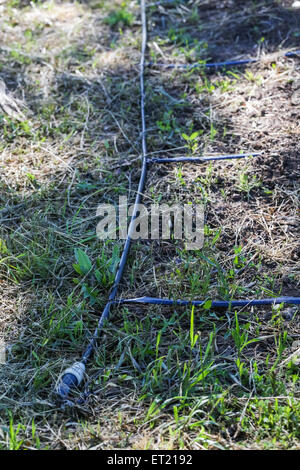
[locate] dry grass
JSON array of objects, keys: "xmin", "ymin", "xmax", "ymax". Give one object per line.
[{"xmin": 0, "ymin": 0, "xmax": 299, "ymax": 450}]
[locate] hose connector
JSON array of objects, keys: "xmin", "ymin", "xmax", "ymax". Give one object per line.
[{"xmin": 56, "ymin": 362, "xmax": 85, "ymax": 400}]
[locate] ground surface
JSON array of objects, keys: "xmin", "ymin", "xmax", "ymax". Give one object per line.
[{"xmin": 0, "ymin": 0, "xmax": 299, "ymax": 450}]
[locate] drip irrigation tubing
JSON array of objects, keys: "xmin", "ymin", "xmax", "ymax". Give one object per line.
[
  {"xmin": 148, "ymin": 153, "xmax": 261, "ymax": 164},
  {"xmin": 81, "ymin": 0, "xmax": 148, "ymax": 362},
  {"xmin": 114, "ymin": 296, "xmax": 300, "ymax": 308},
  {"xmin": 147, "ymin": 50, "xmax": 300, "ymax": 70},
  {"xmin": 55, "ymin": 0, "xmax": 149, "ymax": 401},
  {"xmin": 55, "ymin": 1, "xmax": 300, "ymax": 402}
]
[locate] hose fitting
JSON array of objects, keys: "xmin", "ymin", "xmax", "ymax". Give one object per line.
[{"xmin": 56, "ymin": 362, "xmax": 85, "ymax": 399}]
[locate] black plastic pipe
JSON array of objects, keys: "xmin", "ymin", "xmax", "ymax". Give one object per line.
[
  {"xmin": 148, "ymin": 153, "xmax": 261, "ymax": 164},
  {"xmin": 115, "ymin": 296, "xmax": 300, "ymax": 308},
  {"xmin": 147, "ymin": 50, "xmax": 300, "ymax": 71},
  {"xmin": 55, "ymin": 0, "xmax": 149, "ymax": 400}
]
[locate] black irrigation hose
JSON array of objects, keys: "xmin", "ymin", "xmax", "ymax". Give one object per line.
[
  {"xmin": 55, "ymin": 1, "xmax": 300, "ymax": 403},
  {"xmin": 148, "ymin": 153, "xmax": 261, "ymax": 164},
  {"xmin": 55, "ymin": 0, "xmax": 149, "ymax": 401},
  {"xmin": 115, "ymin": 296, "xmax": 300, "ymax": 308},
  {"xmin": 147, "ymin": 50, "xmax": 300, "ymax": 71}
]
